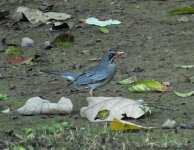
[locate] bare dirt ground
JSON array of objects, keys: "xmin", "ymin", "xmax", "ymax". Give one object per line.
[{"xmin": 1, "ymin": 0, "xmax": 194, "ymax": 149}]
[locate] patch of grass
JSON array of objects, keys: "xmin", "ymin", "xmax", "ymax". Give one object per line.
[{"xmin": 1, "ymin": 120, "xmax": 192, "ymax": 149}]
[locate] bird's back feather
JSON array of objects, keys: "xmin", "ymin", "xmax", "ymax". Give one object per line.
[{"xmin": 40, "ymin": 70, "xmax": 81, "ymax": 82}]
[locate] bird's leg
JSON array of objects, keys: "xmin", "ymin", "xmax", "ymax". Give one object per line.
[
  {"xmin": 91, "ymin": 92, "xmax": 96, "ymax": 97},
  {"xmin": 90, "ymin": 89, "xmax": 96, "ymax": 97}
]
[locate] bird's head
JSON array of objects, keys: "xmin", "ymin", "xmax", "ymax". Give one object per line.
[{"xmin": 100, "ymin": 48, "xmax": 125, "ymax": 64}]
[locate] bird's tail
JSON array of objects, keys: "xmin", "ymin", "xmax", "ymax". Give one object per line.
[{"xmin": 40, "ymin": 70, "xmax": 81, "ymax": 82}]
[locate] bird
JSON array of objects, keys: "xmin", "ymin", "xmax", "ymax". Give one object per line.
[{"xmin": 41, "ymin": 48, "xmax": 125, "ymax": 96}]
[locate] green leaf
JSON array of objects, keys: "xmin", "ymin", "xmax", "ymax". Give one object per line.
[
  {"xmin": 13, "ymin": 146, "xmax": 26, "ymax": 150},
  {"xmin": 2, "ymin": 108, "xmax": 10, "ymax": 113},
  {"xmin": 168, "ymin": 6, "xmax": 194, "ymax": 15},
  {"xmin": 44, "ymin": 123, "xmax": 62, "ymax": 133},
  {"xmin": 174, "ymin": 90, "xmax": 194, "ymax": 98},
  {"xmin": 118, "ymin": 76, "xmax": 137, "ymax": 85},
  {"xmin": 5, "ymin": 46, "xmax": 22, "ymax": 55},
  {"xmin": 177, "ymin": 16, "xmax": 189, "ymax": 22},
  {"xmin": 52, "ymin": 33, "xmax": 74, "ymax": 48},
  {"xmin": 174, "ymin": 64, "xmax": 194, "ymax": 69},
  {"xmin": 26, "ymin": 146, "xmax": 34, "ymax": 150},
  {"xmin": 99, "ymin": 27, "xmax": 109, "ymax": 34},
  {"xmin": 24, "ymin": 128, "xmax": 33, "ymax": 135},
  {"xmin": 61, "ymin": 121, "xmax": 69, "ymax": 127},
  {"xmin": 128, "ymin": 80, "xmax": 167, "ymax": 92},
  {"xmin": 0, "ymin": 94, "xmax": 7, "ymax": 101}
]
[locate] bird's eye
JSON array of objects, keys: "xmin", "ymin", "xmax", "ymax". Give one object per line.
[{"xmin": 109, "ymin": 53, "xmax": 115, "ymax": 59}]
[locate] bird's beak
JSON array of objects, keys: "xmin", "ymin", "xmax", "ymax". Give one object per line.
[{"xmin": 116, "ymin": 51, "xmax": 125, "ymax": 56}]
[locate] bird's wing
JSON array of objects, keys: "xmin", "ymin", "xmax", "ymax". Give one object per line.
[
  {"xmin": 40, "ymin": 70, "xmax": 81, "ymax": 81},
  {"xmin": 82, "ymin": 65, "xmax": 99, "ymax": 77},
  {"xmin": 75, "ymin": 67, "xmax": 110, "ymax": 85}
]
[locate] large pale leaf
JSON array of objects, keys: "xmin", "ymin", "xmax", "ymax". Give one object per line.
[
  {"xmin": 80, "ymin": 97, "xmax": 150, "ymax": 122},
  {"xmin": 17, "ymin": 97, "xmax": 73, "ymax": 115},
  {"xmin": 109, "ymin": 119, "xmax": 153, "ymax": 131},
  {"xmin": 15, "ymin": 7, "xmax": 71, "ymax": 24},
  {"xmin": 129, "ymin": 80, "xmax": 167, "ymax": 92}
]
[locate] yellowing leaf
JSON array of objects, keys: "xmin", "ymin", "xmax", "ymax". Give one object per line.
[
  {"xmin": 129, "ymin": 80, "xmax": 167, "ymax": 92},
  {"xmin": 109, "ymin": 119, "xmax": 153, "ymax": 131},
  {"xmin": 174, "ymin": 90, "xmax": 194, "ymax": 98},
  {"xmin": 95, "ymin": 109, "xmax": 109, "ymax": 120},
  {"xmin": 118, "ymin": 76, "xmax": 137, "ymax": 85}
]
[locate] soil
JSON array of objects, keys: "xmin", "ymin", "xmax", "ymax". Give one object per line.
[{"xmin": 1, "ymin": 0, "xmax": 194, "ymax": 149}]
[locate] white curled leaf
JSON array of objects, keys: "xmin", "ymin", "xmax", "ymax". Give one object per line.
[
  {"xmin": 80, "ymin": 97, "xmax": 150, "ymax": 122},
  {"xmin": 85, "ymin": 17, "xmax": 121, "ymax": 27},
  {"xmin": 17, "ymin": 97, "xmax": 73, "ymax": 115}
]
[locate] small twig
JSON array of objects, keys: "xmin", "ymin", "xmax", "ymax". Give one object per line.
[{"xmin": 146, "ymin": 103, "xmax": 181, "ymax": 111}]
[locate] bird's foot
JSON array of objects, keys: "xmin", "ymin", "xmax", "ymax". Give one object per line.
[
  {"xmin": 90, "ymin": 91, "xmax": 96, "ymax": 97},
  {"xmin": 91, "ymin": 92, "xmax": 96, "ymax": 97}
]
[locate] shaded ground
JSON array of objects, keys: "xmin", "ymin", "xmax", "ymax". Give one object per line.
[{"xmin": 1, "ymin": 0, "xmax": 194, "ymax": 149}]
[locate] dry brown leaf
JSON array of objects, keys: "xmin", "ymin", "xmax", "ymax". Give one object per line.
[
  {"xmin": 7, "ymin": 55, "xmax": 34, "ymax": 65},
  {"xmin": 80, "ymin": 97, "xmax": 150, "ymax": 122}
]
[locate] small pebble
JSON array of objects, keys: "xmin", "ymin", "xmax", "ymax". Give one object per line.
[
  {"xmin": 96, "ymin": 39, "xmax": 101, "ymax": 42},
  {"xmin": 44, "ymin": 41, "xmax": 51, "ymax": 47},
  {"xmin": 162, "ymin": 119, "xmax": 176, "ymax": 129},
  {"xmin": 21, "ymin": 37, "xmax": 34, "ymax": 47}
]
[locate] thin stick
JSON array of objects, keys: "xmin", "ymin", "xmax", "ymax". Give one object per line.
[{"xmin": 146, "ymin": 103, "xmax": 181, "ymax": 111}]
